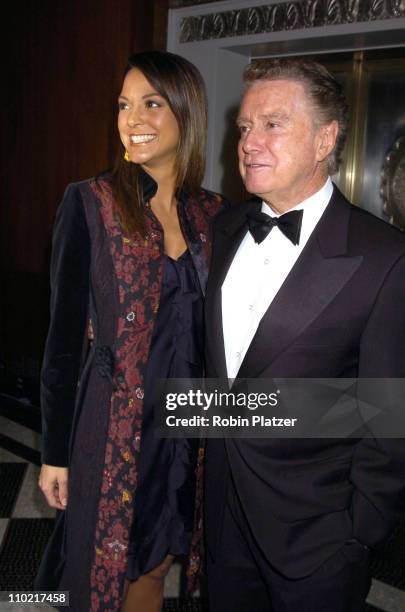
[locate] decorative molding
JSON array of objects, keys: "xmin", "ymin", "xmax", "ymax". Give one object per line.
[
  {"xmin": 170, "ymin": 0, "xmax": 224, "ymax": 6},
  {"xmin": 381, "ymin": 134, "xmax": 405, "ymax": 230},
  {"xmin": 179, "ymin": 0, "xmax": 405, "ymax": 43}
]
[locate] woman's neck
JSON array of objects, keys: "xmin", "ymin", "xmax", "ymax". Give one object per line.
[{"xmin": 151, "ymin": 183, "xmax": 177, "ymax": 213}]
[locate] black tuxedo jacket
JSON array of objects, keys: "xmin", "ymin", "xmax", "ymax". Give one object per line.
[{"xmin": 204, "ymin": 186, "xmax": 405, "ymax": 579}]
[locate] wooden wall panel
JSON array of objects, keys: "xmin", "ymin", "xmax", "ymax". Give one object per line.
[{"xmin": 0, "ymin": 0, "xmax": 169, "ymax": 377}]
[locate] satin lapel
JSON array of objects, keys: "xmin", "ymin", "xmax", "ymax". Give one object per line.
[
  {"xmin": 237, "ymin": 189, "xmax": 363, "ymax": 379},
  {"xmin": 205, "ymin": 203, "xmax": 253, "ymax": 379}
]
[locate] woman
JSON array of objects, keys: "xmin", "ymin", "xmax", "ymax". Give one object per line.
[{"xmin": 37, "ymin": 51, "xmax": 227, "ymax": 611}]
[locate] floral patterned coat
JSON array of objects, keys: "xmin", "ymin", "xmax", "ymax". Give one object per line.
[{"xmin": 36, "ymin": 170, "xmax": 227, "ymax": 611}]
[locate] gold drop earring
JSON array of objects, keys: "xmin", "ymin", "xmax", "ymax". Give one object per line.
[{"xmin": 124, "ymin": 150, "xmax": 131, "ymax": 162}]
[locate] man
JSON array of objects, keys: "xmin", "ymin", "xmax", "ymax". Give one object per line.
[{"xmin": 204, "ymin": 58, "xmax": 405, "ymax": 611}]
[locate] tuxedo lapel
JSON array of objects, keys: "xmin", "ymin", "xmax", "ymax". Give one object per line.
[
  {"xmin": 237, "ymin": 189, "xmax": 363, "ymax": 379},
  {"xmin": 205, "ymin": 202, "xmax": 255, "ymax": 378}
]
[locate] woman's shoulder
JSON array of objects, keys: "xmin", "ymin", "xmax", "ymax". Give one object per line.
[
  {"xmin": 53, "ymin": 175, "xmax": 113, "ymax": 237},
  {"xmin": 58, "ymin": 174, "xmax": 115, "ymax": 218},
  {"xmin": 63, "ymin": 173, "xmax": 113, "ymax": 199}
]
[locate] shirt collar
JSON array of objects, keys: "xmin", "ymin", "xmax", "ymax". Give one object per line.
[
  {"xmin": 141, "ymin": 168, "xmax": 158, "ymax": 202},
  {"xmin": 140, "ymin": 167, "xmax": 189, "ymax": 207},
  {"xmin": 261, "ymin": 178, "xmax": 333, "ymax": 242}
]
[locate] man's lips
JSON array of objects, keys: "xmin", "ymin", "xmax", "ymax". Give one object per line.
[{"xmin": 244, "ymin": 162, "xmax": 272, "ymax": 169}]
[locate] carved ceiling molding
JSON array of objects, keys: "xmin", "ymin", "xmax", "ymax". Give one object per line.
[
  {"xmin": 179, "ymin": 0, "xmax": 405, "ymax": 43},
  {"xmin": 170, "ymin": 0, "xmax": 223, "ymax": 6}
]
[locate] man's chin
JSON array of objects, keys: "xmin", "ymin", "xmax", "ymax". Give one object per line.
[
  {"xmin": 241, "ymin": 173, "xmax": 273, "ymax": 196},
  {"xmin": 243, "ymin": 182, "xmax": 272, "ymax": 200}
]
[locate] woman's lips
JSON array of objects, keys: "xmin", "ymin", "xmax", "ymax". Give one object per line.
[{"xmin": 129, "ymin": 134, "xmax": 157, "ymax": 144}]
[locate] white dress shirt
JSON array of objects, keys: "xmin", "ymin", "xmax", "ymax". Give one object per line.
[{"xmin": 222, "ymin": 178, "xmax": 334, "ymax": 379}]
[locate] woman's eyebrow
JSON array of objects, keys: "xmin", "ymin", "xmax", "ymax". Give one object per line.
[{"xmin": 142, "ymin": 92, "xmax": 162, "ymax": 99}]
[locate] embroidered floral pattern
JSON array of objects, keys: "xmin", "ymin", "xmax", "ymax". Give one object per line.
[
  {"xmin": 187, "ymin": 443, "xmax": 206, "ymax": 592},
  {"xmin": 87, "ymin": 180, "xmax": 225, "ymax": 610}
]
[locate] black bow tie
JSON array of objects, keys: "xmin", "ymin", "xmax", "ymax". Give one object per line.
[{"xmin": 246, "ymin": 207, "xmax": 303, "ymax": 245}]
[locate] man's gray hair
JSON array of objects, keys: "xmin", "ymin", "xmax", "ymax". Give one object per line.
[{"xmin": 243, "ymin": 58, "xmax": 349, "ymax": 175}]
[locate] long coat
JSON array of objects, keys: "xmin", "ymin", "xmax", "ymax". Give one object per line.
[
  {"xmin": 205, "ymin": 186, "xmax": 405, "ymax": 578},
  {"xmin": 37, "ymin": 170, "xmax": 226, "ymax": 611}
]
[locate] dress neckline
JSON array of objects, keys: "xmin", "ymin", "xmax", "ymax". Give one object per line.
[{"xmin": 165, "ymin": 249, "xmax": 189, "ymax": 263}]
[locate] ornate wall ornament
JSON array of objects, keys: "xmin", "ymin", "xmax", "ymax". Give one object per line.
[
  {"xmin": 170, "ymin": 0, "xmax": 222, "ymax": 6},
  {"xmin": 179, "ymin": 1, "xmax": 405, "ymax": 43},
  {"xmin": 381, "ymin": 135, "xmax": 405, "ymax": 230}
]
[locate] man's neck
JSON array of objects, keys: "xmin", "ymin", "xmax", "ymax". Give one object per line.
[{"xmin": 263, "ymin": 174, "xmax": 330, "ymax": 214}]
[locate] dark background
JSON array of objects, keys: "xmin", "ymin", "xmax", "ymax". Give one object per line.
[{"xmin": 0, "ymin": 0, "xmax": 170, "ymax": 384}]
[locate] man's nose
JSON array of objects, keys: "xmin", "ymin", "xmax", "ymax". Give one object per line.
[{"xmin": 241, "ymin": 128, "xmax": 263, "ymax": 152}]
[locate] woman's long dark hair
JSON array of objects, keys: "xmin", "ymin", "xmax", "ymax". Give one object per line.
[{"xmin": 110, "ymin": 50, "xmax": 207, "ymax": 236}]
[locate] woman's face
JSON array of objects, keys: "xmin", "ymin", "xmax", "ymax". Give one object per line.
[{"xmin": 118, "ymin": 68, "xmax": 180, "ymax": 175}]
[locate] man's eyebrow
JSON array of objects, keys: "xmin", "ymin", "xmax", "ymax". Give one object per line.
[
  {"xmin": 236, "ymin": 116, "xmax": 251, "ymax": 126},
  {"xmin": 260, "ymin": 112, "xmax": 290, "ymax": 122},
  {"xmin": 237, "ymin": 112, "xmax": 290, "ymax": 125}
]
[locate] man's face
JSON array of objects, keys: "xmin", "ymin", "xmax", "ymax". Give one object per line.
[{"xmin": 237, "ymin": 79, "xmax": 332, "ymax": 210}]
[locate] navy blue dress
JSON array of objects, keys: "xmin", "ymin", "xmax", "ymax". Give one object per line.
[{"xmin": 126, "ymin": 250, "xmax": 202, "ymax": 580}]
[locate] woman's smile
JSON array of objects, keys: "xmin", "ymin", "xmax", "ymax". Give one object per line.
[{"xmin": 129, "ymin": 133, "xmax": 157, "ymax": 145}]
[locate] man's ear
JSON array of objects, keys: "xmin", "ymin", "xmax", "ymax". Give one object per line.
[{"xmin": 316, "ymin": 120, "xmax": 339, "ymax": 163}]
